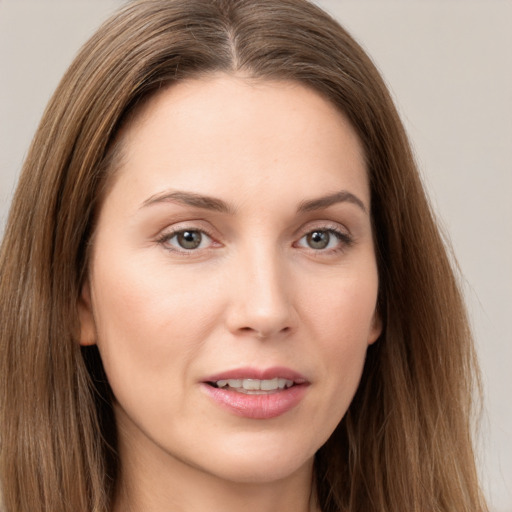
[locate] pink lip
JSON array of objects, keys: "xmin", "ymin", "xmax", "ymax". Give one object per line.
[
  {"xmin": 203, "ymin": 366, "xmax": 307, "ymax": 383},
  {"xmin": 201, "ymin": 366, "xmax": 309, "ymax": 420}
]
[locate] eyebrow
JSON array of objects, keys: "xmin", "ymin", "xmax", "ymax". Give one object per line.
[
  {"xmin": 140, "ymin": 190, "xmax": 234, "ymax": 214},
  {"xmin": 140, "ymin": 189, "xmax": 367, "ymax": 215},
  {"xmin": 298, "ymin": 190, "xmax": 367, "ymax": 214}
]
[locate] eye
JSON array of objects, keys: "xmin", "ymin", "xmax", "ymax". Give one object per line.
[
  {"xmin": 305, "ymin": 230, "xmax": 332, "ymax": 250},
  {"xmin": 159, "ymin": 229, "xmax": 213, "ymax": 251},
  {"xmin": 296, "ymin": 228, "xmax": 351, "ymax": 251}
]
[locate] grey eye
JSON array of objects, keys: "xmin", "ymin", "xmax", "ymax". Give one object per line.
[
  {"xmin": 176, "ymin": 230, "xmax": 203, "ymax": 250},
  {"xmin": 306, "ymin": 230, "xmax": 331, "ymax": 249}
]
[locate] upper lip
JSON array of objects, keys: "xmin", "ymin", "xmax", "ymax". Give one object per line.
[{"xmin": 202, "ymin": 366, "xmax": 308, "ymax": 384}]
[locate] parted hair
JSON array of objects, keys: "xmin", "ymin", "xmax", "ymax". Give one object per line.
[{"xmin": 0, "ymin": 1, "xmax": 487, "ymax": 511}]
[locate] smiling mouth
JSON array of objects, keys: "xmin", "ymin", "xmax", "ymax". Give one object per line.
[
  {"xmin": 208, "ymin": 378, "xmax": 296, "ymax": 394},
  {"xmin": 202, "ymin": 371, "xmax": 309, "ymax": 418}
]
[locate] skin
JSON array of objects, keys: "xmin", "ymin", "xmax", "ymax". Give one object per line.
[{"xmin": 79, "ymin": 74, "xmax": 382, "ymax": 512}]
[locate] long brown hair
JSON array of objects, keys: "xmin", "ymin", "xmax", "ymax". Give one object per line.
[{"xmin": 0, "ymin": 1, "xmax": 487, "ymax": 511}]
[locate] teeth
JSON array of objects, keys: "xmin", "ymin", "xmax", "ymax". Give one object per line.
[
  {"xmin": 243, "ymin": 379, "xmax": 261, "ymax": 390},
  {"xmin": 261, "ymin": 378, "xmax": 278, "ymax": 390},
  {"xmin": 278, "ymin": 378, "xmax": 290, "ymax": 389},
  {"xmin": 214, "ymin": 378, "xmax": 294, "ymax": 393}
]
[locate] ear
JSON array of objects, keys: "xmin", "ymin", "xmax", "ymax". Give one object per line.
[
  {"xmin": 77, "ymin": 280, "xmax": 97, "ymax": 346},
  {"xmin": 367, "ymin": 310, "xmax": 383, "ymax": 345}
]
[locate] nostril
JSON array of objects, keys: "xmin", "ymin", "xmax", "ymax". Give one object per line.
[
  {"xmin": 252, "ymin": 325, "xmax": 292, "ymax": 339},
  {"xmin": 226, "ymin": 301, "xmax": 297, "ymax": 339}
]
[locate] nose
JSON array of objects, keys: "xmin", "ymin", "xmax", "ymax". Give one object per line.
[{"xmin": 224, "ymin": 247, "xmax": 297, "ymax": 339}]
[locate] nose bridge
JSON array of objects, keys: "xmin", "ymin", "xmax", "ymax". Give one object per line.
[{"xmin": 226, "ymin": 239, "xmax": 294, "ymax": 338}]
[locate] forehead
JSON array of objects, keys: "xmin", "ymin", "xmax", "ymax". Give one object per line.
[{"xmin": 104, "ymin": 73, "xmax": 369, "ymax": 211}]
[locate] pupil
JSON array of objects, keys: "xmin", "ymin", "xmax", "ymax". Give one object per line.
[
  {"xmin": 178, "ymin": 231, "xmax": 202, "ymax": 249},
  {"xmin": 308, "ymin": 231, "xmax": 329, "ymax": 249}
]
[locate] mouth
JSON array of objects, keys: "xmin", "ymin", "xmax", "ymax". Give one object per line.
[
  {"xmin": 207, "ymin": 377, "xmax": 296, "ymax": 395},
  {"xmin": 201, "ymin": 367, "xmax": 309, "ymax": 419}
]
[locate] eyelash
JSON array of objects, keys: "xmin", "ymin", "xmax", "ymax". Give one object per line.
[
  {"xmin": 156, "ymin": 227, "xmax": 218, "ymax": 255},
  {"xmin": 294, "ymin": 227, "xmax": 353, "ymax": 254},
  {"xmin": 156, "ymin": 225, "xmax": 353, "ymax": 255}
]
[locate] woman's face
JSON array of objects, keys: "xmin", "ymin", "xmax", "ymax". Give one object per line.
[{"xmin": 79, "ymin": 74, "xmax": 381, "ymax": 485}]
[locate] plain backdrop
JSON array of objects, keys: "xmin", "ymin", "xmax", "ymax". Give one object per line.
[{"xmin": 0, "ymin": 1, "xmax": 511, "ymax": 511}]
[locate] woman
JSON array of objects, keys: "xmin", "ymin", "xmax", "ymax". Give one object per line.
[{"xmin": 0, "ymin": 0, "xmax": 488, "ymax": 511}]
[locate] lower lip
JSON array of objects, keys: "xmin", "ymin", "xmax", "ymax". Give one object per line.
[{"xmin": 201, "ymin": 384, "xmax": 308, "ymax": 419}]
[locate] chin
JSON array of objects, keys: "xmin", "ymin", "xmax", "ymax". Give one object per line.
[
  {"xmin": 206, "ymin": 454, "xmax": 314, "ymax": 485},
  {"xmin": 190, "ymin": 432, "xmax": 319, "ymax": 485}
]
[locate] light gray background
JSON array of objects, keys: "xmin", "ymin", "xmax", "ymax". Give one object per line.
[{"xmin": 0, "ymin": 1, "xmax": 511, "ymax": 510}]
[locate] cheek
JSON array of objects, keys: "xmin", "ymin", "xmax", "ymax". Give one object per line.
[
  {"xmin": 88, "ymin": 256, "xmax": 221, "ymax": 403},
  {"xmin": 301, "ymin": 261, "xmax": 379, "ymax": 348},
  {"xmin": 299, "ymin": 267, "xmax": 379, "ymax": 421},
  {"xmin": 92, "ymin": 249, "xmax": 218, "ymax": 337}
]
